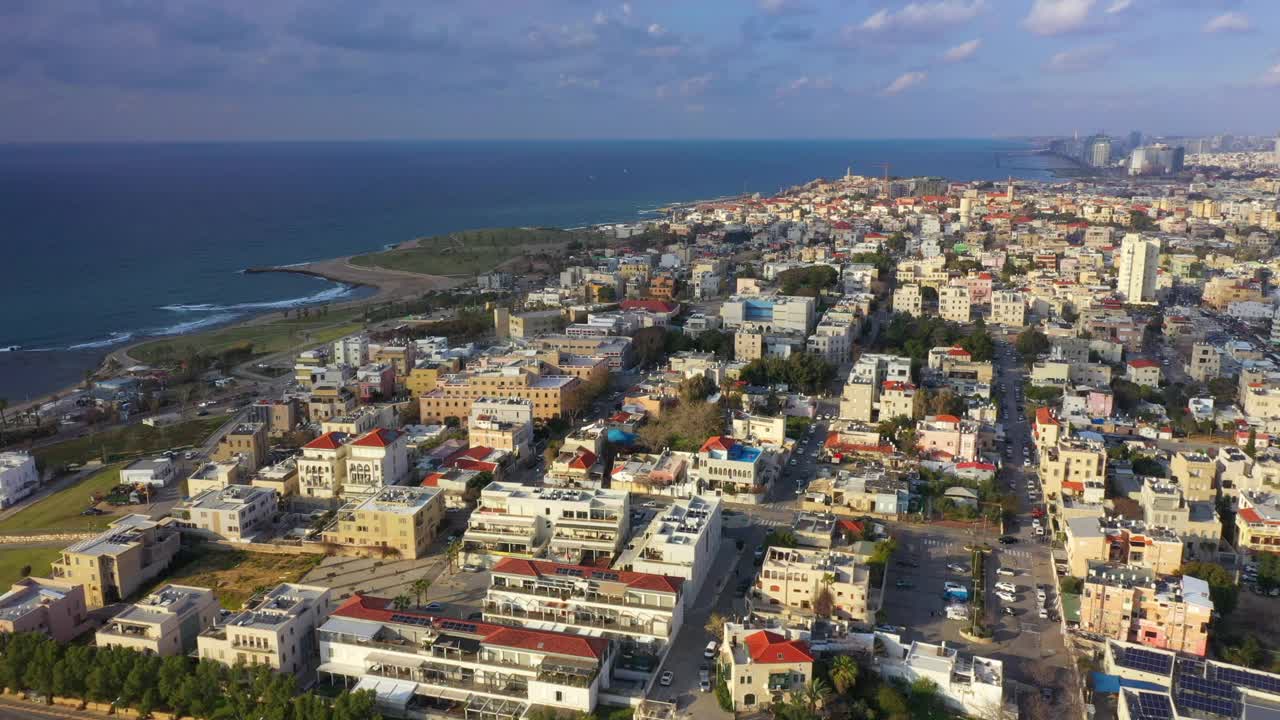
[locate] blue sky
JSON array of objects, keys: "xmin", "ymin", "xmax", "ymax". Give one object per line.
[{"xmin": 1, "ymin": 0, "xmax": 1277, "ymax": 141}]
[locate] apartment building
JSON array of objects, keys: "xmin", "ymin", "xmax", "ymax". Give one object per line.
[
  {"xmin": 839, "ymin": 354, "xmax": 912, "ymax": 422},
  {"xmin": 881, "ymin": 642, "xmax": 1009, "ymax": 720},
  {"xmin": 1080, "ymin": 565, "xmax": 1212, "ymax": 657},
  {"xmin": 1116, "ymin": 234, "xmax": 1160, "ymax": 303},
  {"xmin": 620, "ymin": 496, "xmax": 722, "ymax": 607},
  {"xmin": 690, "ymin": 436, "xmax": 768, "ymax": 504},
  {"xmin": 730, "ymin": 413, "xmax": 786, "ymax": 446},
  {"xmin": 751, "ymin": 546, "xmax": 872, "ymax": 627},
  {"xmin": 1243, "ymin": 382, "xmax": 1280, "ymax": 421},
  {"xmin": 370, "ymin": 344, "xmax": 417, "ymax": 380},
  {"xmin": 532, "ymin": 335, "xmax": 634, "ymax": 371},
  {"xmin": 0, "ymin": 451, "xmax": 38, "ymax": 508},
  {"xmin": 419, "ymin": 366, "xmax": 583, "ymax": 423},
  {"xmin": 1185, "ymin": 342, "xmax": 1222, "ymax": 384},
  {"xmin": 297, "ymin": 431, "xmax": 351, "ymax": 501},
  {"xmin": 486, "ymin": 558, "xmax": 684, "ymax": 662},
  {"xmin": 893, "ymin": 283, "xmax": 923, "ymax": 317},
  {"xmin": 120, "ymin": 456, "xmax": 176, "ymax": 488},
  {"xmin": 1126, "ymin": 359, "xmax": 1162, "ymax": 388},
  {"xmin": 0, "ymin": 577, "xmax": 89, "ymax": 642},
  {"xmin": 990, "ymin": 291, "xmax": 1026, "ymax": 328},
  {"xmin": 52, "ymin": 515, "xmax": 181, "ymax": 608},
  {"xmin": 321, "ymin": 404, "xmax": 397, "ymax": 436},
  {"xmin": 720, "ymin": 295, "xmax": 816, "ymax": 334},
  {"xmin": 344, "ymin": 428, "xmax": 410, "ymax": 498},
  {"xmin": 320, "ymin": 486, "xmax": 445, "ymax": 560},
  {"xmin": 317, "ymin": 594, "xmax": 615, "ymax": 716},
  {"xmin": 210, "ymin": 422, "xmax": 269, "ymax": 471},
  {"xmin": 307, "ymin": 385, "xmax": 358, "ymax": 424},
  {"xmin": 720, "ymin": 624, "xmax": 813, "ymax": 713},
  {"xmin": 1236, "ymin": 491, "xmax": 1280, "ymax": 553},
  {"xmin": 173, "ymin": 485, "xmax": 276, "ymax": 543},
  {"xmin": 198, "ymin": 583, "xmax": 334, "ymax": 675},
  {"xmin": 915, "ymin": 415, "xmax": 980, "ymax": 461},
  {"xmin": 96, "ymin": 584, "xmax": 219, "ymax": 657},
  {"xmin": 1171, "ymin": 451, "xmax": 1218, "ymax": 503},
  {"xmin": 186, "ymin": 460, "xmax": 242, "ymax": 496},
  {"xmin": 939, "ymin": 285, "xmax": 972, "ymax": 323},
  {"xmin": 1064, "ymin": 517, "xmax": 1184, "ymax": 579},
  {"xmin": 879, "ymin": 381, "xmax": 923, "ymax": 421},
  {"xmin": 332, "ymin": 334, "xmax": 369, "ymax": 368},
  {"xmin": 1140, "ymin": 479, "xmax": 1221, "ymax": 558},
  {"xmin": 464, "ymin": 483, "xmax": 629, "ymax": 566},
  {"xmin": 1039, "ymin": 437, "xmax": 1107, "ymax": 499},
  {"xmin": 806, "ymin": 320, "xmax": 854, "ymax": 366}
]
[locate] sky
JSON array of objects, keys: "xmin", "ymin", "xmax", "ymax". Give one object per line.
[{"xmin": 1, "ymin": 0, "xmax": 1278, "ymax": 142}]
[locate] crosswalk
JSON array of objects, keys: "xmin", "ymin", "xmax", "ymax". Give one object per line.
[
  {"xmin": 913, "ymin": 537, "xmax": 1034, "ymax": 561},
  {"xmin": 756, "ymin": 518, "xmax": 792, "ymax": 528}
]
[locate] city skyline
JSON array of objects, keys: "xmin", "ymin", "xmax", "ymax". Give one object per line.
[{"xmin": 1, "ymin": 0, "xmax": 1278, "ymax": 142}]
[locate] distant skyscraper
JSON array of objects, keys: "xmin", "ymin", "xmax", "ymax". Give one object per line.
[
  {"xmin": 1085, "ymin": 135, "xmax": 1112, "ymax": 167},
  {"xmin": 1274, "ymin": 133, "xmax": 1280, "ymax": 165},
  {"xmin": 1128, "ymin": 144, "xmax": 1184, "ymax": 176},
  {"xmin": 1117, "ymin": 234, "xmax": 1160, "ymax": 303}
]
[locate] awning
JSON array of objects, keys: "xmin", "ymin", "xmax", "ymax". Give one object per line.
[
  {"xmin": 353, "ymin": 677, "xmax": 416, "ymax": 712},
  {"xmin": 425, "ymin": 686, "xmax": 471, "ymax": 702},
  {"xmin": 318, "ymin": 616, "xmax": 379, "ymax": 641},
  {"xmin": 316, "ymin": 662, "xmax": 364, "ymax": 677},
  {"xmin": 366, "ymin": 651, "xmax": 426, "ymax": 669}
]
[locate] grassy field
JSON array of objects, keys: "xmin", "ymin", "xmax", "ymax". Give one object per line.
[
  {"xmin": 0, "ymin": 547, "xmax": 64, "ymax": 587},
  {"xmin": 160, "ymin": 548, "xmax": 325, "ymax": 609},
  {"xmin": 0, "ymin": 466, "xmax": 127, "ymax": 535},
  {"xmin": 131, "ymin": 311, "xmax": 364, "ymax": 364},
  {"xmin": 350, "ymin": 227, "xmax": 587, "ymax": 277},
  {"xmin": 35, "ymin": 416, "xmax": 226, "ymax": 469}
]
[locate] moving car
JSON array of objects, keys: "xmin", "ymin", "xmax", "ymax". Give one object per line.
[
  {"xmin": 895, "ymin": 579, "xmax": 914, "ymax": 589},
  {"xmin": 998, "ymin": 536, "xmax": 1018, "ymax": 545},
  {"xmin": 660, "ymin": 671, "xmax": 674, "ymax": 687},
  {"xmin": 947, "ymin": 563, "xmax": 968, "ymax": 573}
]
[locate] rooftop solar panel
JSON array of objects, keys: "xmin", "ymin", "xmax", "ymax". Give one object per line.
[
  {"xmin": 1214, "ymin": 666, "xmax": 1280, "ymax": 694},
  {"xmin": 1175, "ymin": 690, "xmax": 1237, "ymax": 718},
  {"xmin": 1117, "ymin": 647, "xmax": 1175, "ymax": 676},
  {"xmin": 1130, "ymin": 691, "xmax": 1174, "ymax": 720},
  {"xmin": 390, "ymin": 613, "xmax": 434, "ymax": 627}
]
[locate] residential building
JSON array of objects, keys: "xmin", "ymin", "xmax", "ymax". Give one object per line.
[
  {"xmin": 720, "ymin": 624, "xmax": 813, "ymax": 713},
  {"xmin": 1039, "ymin": 437, "xmax": 1107, "ymax": 499},
  {"xmin": 915, "ymin": 415, "xmax": 979, "ymax": 461},
  {"xmin": 307, "ymin": 385, "xmax": 358, "ymax": 424},
  {"xmin": 246, "ymin": 400, "xmax": 298, "ymax": 437},
  {"xmin": 990, "ymin": 291, "xmax": 1026, "ymax": 328},
  {"xmin": 332, "ymin": 334, "xmax": 369, "ymax": 368},
  {"xmin": 690, "ymin": 436, "xmax": 768, "ymax": 504},
  {"xmin": 939, "ymin": 285, "xmax": 971, "ymax": 323},
  {"xmin": 881, "ymin": 642, "xmax": 1009, "ymax": 720},
  {"xmin": 751, "ymin": 546, "xmax": 871, "ymax": 627},
  {"xmin": 879, "ymin": 381, "xmax": 923, "ymax": 421},
  {"xmin": 96, "ymin": 584, "xmax": 219, "ymax": 657},
  {"xmin": 173, "ymin": 485, "xmax": 276, "ymax": 543},
  {"xmin": 504, "ymin": 309, "xmax": 566, "ymax": 339},
  {"xmin": 297, "ymin": 431, "xmax": 351, "ymax": 501},
  {"xmin": 1171, "ymin": 451, "xmax": 1218, "ymax": 503},
  {"xmin": 198, "ymin": 583, "xmax": 334, "ymax": 676},
  {"xmin": 1236, "ymin": 491, "xmax": 1280, "ymax": 553},
  {"xmin": 486, "ymin": 558, "xmax": 684, "ymax": 663},
  {"xmin": 344, "ymin": 428, "xmax": 410, "ymax": 498},
  {"xmin": 370, "ymin": 344, "xmax": 417, "ymax": 380},
  {"xmin": 317, "ymin": 594, "xmax": 615, "ymax": 715},
  {"xmin": 1064, "ymin": 517, "xmax": 1184, "ymax": 579},
  {"xmin": 120, "ymin": 456, "xmax": 176, "ymax": 488},
  {"xmin": 1140, "ymin": 479, "xmax": 1221, "ymax": 558},
  {"xmin": 532, "ymin": 335, "xmax": 634, "ymax": 371},
  {"xmin": 1126, "ymin": 359, "xmax": 1162, "ymax": 388},
  {"xmin": 730, "ymin": 413, "xmax": 786, "ymax": 446},
  {"xmin": 468, "ymin": 414, "xmax": 533, "ymax": 461},
  {"xmin": 419, "ymin": 366, "xmax": 583, "ymax": 423},
  {"xmin": 464, "ymin": 483, "xmax": 628, "ymax": 566},
  {"xmin": 0, "ymin": 451, "xmax": 38, "ymax": 508},
  {"xmin": 1080, "ymin": 565, "xmax": 1212, "ymax": 656},
  {"xmin": 893, "ymin": 284, "xmax": 923, "ymax": 317},
  {"xmin": 52, "ymin": 515, "xmax": 181, "ymax": 608},
  {"xmin": 620, "ymin": 496, "xmax": 722, "ymax": 607},
  {"xmin": 720, "ymin": 295, "xmax": 816, "ymax": 334},
  {"xmin": 839, "ymin": 354, "xmax": 912, "ymax": 422},
  {"xmin": 1116, "ymin": 234, "xmax": 1160, "ymax": 303},
  {"xmin": 320, "ymin": 486, "xmax": 445, "ymax": 560},
  {"xmin": 1186, "ymin": 343, "xmax": 1221, "ymax": 383},
  {"xmin": 0, "ymin": 577, "xmax": 89, "ymax": 642},
  {"xmin": 210, "ymin": 422, "xmax": 269, "ymax": 471}
]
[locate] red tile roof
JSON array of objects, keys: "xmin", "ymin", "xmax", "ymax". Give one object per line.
[
  {"xmin": 743, "ymin": 630, "xmax": 813, "ymax": 664},
  {"xmin": 956, "ymin": 461, "xmax": 996, "ymax": 471},
  {"xmin": 1128, "ymin": 359, "xmax": 1159, "ymax": 369},
  {"xmin": 303, "ymin": 431, "xmax": 348, "ymax": 451},
  {"xmin": 491, "ymin": 557, "xmax": 684, "ymax": 594},
  {"xmin": 568, "ymin": 450, "xmax": 598, "ymax": 469},
  {"xmin": 620, "ymin": 300, "xmax": 678, "ymax": 314},
  {"xmin": 352, "ymin": 428, "xmax": 399, "ymax": 448},
  {"xmin": 1036, "ymin": 407, "xmax": 1059, "ymax": 426},
  {"xmin": 934, "ymin": 414, "xmax": 962, "ymax": 424},
  {"xmin": 1063, "ymin": 480, "xmax": 1085, "ymax": 494},
  {"xmin": 332, "ymin": 594, "xmax": 609, "ymax": 660},
  {"xmin": 1238, "ymin": 508, "xmax": 1264, "ymax": 524},
  {"xmin": 700, "ymin": 436, "xmax": 736, "ymax": 453}
]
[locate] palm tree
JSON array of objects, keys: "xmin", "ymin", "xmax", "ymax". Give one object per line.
[
  {"xmin": 392, "ymin": 595, "xmax": 412, "ymax": 611},
  {"xmin": 446, "ymin": 539, "xmax": 462, "ymax": 573},
  {"xmin": 0, "ymin": 398, "xmax": 8, "ymax": 428},
  {"xmin": 801, "ymin": 678, "xmax": 833, "ymax": 717},
  {"xmin": 411, "ymin": 577, "xmax": 431, "ymax": 607},
  {"xmin": 830, "ymin": 655, "xmax": 859, "ymax": 696}
]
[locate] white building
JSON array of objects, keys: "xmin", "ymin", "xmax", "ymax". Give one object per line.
[
  {"xmin": 880, "ymin": 642, "xmax": 1011, "ymax": 719},
  {"xmin": 198, "ymin": 583, "xmax": 334, "ymax": 676},
  {"xmin": 343, "ymin": 428, "xmax": 409, "ymax": 498},
  {"xmin": 617, "ymin": 496, "xmax": 722, "ymax": 608},
  {"xmin": 332, "ymin": 335, "xmax": 370, "ymax": 368},
  {"xmin": 464, "ymin": 484, "xmax": 629, "ymax": 566},
  {"xmin": 1116, "ymin": 234, "xmax": 1161, "ymax": 303},
  {"xmin": 120, "ymin": 457, "xmax": 176, "ymax": 488},
  {"xmin": 720, "ymin": 295, "xmax": 816, "ymax": 334},
  {"xmin": 174, "ymin": 485, "xmax": 276, "ymax": 543},
  {"xmin": 939, "ymin": 285, "xmax": 971, "ymax": 324},
  {"xmin": 297, "ymin": 431, "xmax": 351, "ymax": 500},
  {"xmin": 0, "ymin": 452, "xmax": 38, "ymax": 508}
]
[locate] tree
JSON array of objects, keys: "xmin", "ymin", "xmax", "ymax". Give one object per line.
[
  {"xmin": 678, "ymin": 374, "xmax": 717, "ymax": 404},
  {"xmin": 411, "ymin": 577, "xmax": 431, "ymax": 607},
  {"xmin": 829, "ymin": 655, "xmax": 859, "ymax": 696},
  {"xmin": 446, "ymin": 539, "xmax": 462, "ymax": 574},
  {"xmin": 1246, "ymin": 429, "xmax": 1258, "ymax": 458},
  {"xmin": 1015, "ymin": 329, "xmax": 1050, "ymax": 362},
  {"xmin": 704, "ymin": 612, "xmax": 726, "ymax": 641},
  {"xmin": 392, "ymin": 594, "xmax": 412, "ymax": 610},
  {"xmin": 814, "ymin": 573, "xmax": 836, "ymax": 618},
  {"xmin": 1179, "ymin": 561, "xmax": 1238, "ymax": 615}
]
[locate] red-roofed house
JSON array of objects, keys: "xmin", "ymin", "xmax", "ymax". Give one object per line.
[
  {"xmin": 1236, "ymin": 492, "xmax": 1280, "ymax": 553},
  {"xmin": 916, "ymin": 415, "xmax": 979, "ymax": 461},
  {"xmin": 487, "ymin": 557, "xmax": 685, "ymax": 647},
  {"xmin": 1033, "ymin": 407, "xmax": 1062, "ymax": 449},
  {"xmin": 1126, "ymin": 359, "xmax": 1162, "ymax": 388},
  {"xmin": 344, "ymin": 427, "xmax": 409, "ymax": 497},
  {"xmin": 297, "ymin": 431, "xmax": 352, "ymax": 499},
  {"xmin": 548, "ymin": 446, "xmax": 601, "ymax": 487},
  {"xmin": 322, "ymin": 593, "xmax": 614, "ymax": 713},
  {"xmin": 722, "ymin": 624, "xmax": 814, "ymax": 710},
  {"xmin": 619, "ymin": 299, "xmax": 680, "ymax": 316}
]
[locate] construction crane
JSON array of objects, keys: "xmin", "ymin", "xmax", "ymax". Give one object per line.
[{"xmin": 871, "ymin": 162, "xmax": 891, "ymax": 199}]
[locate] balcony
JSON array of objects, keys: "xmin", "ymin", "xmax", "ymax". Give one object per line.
[
  {"xmin": 484, "ymin": 602, "xmax": 663, "ymax": 638},
  {"xmin": 466, "ymin": 525, "xmax": 537, "ymax": 540},
  {"xmin": 367, "ymin": 665, "xmax": 529, "ymax": 699},
  {"xmin": 490, "ymin": 582, "xmax": 674, "ymax": 612}
]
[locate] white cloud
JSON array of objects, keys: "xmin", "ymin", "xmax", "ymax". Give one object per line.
[
  {"xmin": 942, "ymin": 38, "xmax": 982, "ymax": 63},
  {"xmin": 1023, "ymin": 0, "xmax": 1095, "ymax": 36},
  {"xmin": 1104, "ymin": 0, "xmax": 1131, "ymax": 14},
  {"xmin": 1203, "ymin": 12, "xmax": 1250, "ymax": 34},
  {"xmin": 858, "ymin": 1, "xmax": 987, "ymax": 33},
  {"xmin": 647, "ymin": 23, "xmax": 665, "ymax": 36},
  {"xmin": 1262, "ymin": 63, "xmax": 1280, "ymax": 87},
  {"xmin": 882, "ymin": 71, "xmax": 926, "ymax": 95},
  {"xmin": 778, "ymin": 75, "xmax": 834, "ymax": 96},
  {"xmin": 758, "ymin": 0, "xmax": 812, "ymax": 15},
  {"xmin": 1045, "ymin": 44, "xmax": 1111, "ymax": 73}
]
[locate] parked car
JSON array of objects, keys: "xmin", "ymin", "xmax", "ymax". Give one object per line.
[
  {"xmin": 996, "ymin": 567, "xmax": 1017, "ymax": 577},
  {"xmin": 995, "ymin": 582, "xmax": 1018, "ymax": 593},
  {"xmin": 998, "ymin": 536, "xmax": 1018, "ymax": 545},
  {"xmin": 996, "ymin": 591, "xmax": 1017, "ymax": 603},
  {"xmin": 895, "ymin": 579, "xmax": 914, "ymax": 589},
  {"xmin": 424, "ymin": 602, "xmax": 443, "ymax": 611},
  {"xmin": 660, "ymin": 671, "xmax": 674, "ymax": 687}
]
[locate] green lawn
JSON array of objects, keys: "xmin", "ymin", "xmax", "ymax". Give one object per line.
[
  {"xmin": 131, "ymin": 313, "xmax": 363, "ymax": 364},
  {"xmin": 0, "ymin": 547, "xmax": 64, "ymax": 587},
  {"xmin": 351, "ymin": 227, "xmax": 588, "ymax": 277},
  {"xmin": 0, "ymin": 466, "xmax": 125, "ymax": 535},
  {"xmin": 35, "ymin": 416, "xmax": 226, "ymax": 469}
]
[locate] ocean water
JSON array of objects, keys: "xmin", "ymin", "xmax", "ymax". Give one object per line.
[{"xmin": 0, "ymin": 139, "xmax": 1063, "ymax": 401}]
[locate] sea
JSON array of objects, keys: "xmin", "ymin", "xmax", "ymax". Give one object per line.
[{"xmin": 0, "ymin": 139, "xmax": 1068, "ymax": 402}]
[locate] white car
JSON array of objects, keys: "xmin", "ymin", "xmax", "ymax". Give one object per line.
[
  {"xmin": 996, "ymin": 567, "xmax": 1017, "ymax": 577},
  {"xmin": 996, "ymin": 591, "xmax": 1017, "ymax": 603},
  {"xmin": 1036, "ymin": 590, "xmax": 1048, "ymax": 603},
  {"xmin": 1039, "ymin": 608, "xmax": 1050, "ymax": 620},
  {"xmin": 660, "ymin": 671, "xmax": 674, "ymax": 687},
  {"xmin": 995, "ymin": 582, "xmax": 1018, "ymax": 593}
]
